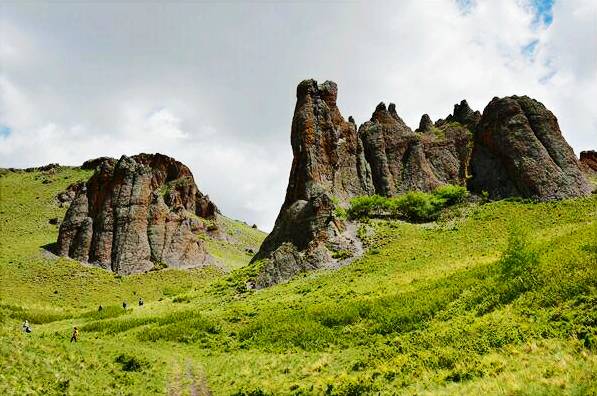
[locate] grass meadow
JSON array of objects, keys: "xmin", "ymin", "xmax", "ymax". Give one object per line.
[{"xmin": 0, "ymin": 167, "xmax": 596, "ymax": 395}]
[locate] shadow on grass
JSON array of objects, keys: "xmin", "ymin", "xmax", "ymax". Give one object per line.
[{"xmin": 40, "ymin": 242, "xmax": 58, "ymax": 255}]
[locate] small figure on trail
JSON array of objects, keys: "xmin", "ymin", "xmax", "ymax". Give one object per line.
[
  {"xmin": 98, "ymin": 305, "xmax": 103, "ymax": 312},
  {"xmin": 138, "ymin": 297, "xmax": 144, "ymax": 307},
  {"xmin": 70, "ymin": 327, "xmax": 79, "ymax": 342},
  {"xmin": 22, "ymin": 320, "xmax": 32, "ymax": 333},
  {"xmin": 122, "ymin": 301, "xmax": 127, "ymax": 310}
]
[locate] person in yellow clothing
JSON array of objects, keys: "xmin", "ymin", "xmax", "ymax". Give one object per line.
[{"xmin": 70, "ymin": 326, "xmax": 79, "ymax": 342}]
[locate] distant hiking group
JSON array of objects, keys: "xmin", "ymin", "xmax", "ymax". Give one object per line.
[{"xmin": 21, "ymin": 297, "xmax": 145, "ymax": 342}]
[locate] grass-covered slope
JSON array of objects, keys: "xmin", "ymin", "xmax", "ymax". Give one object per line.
[
  {"xmin": 0, "ymin": 167, "xmax": 265, "ymax": 308},
  {"xmin": 0, "ymin": 167, "xmax": 596, "ymax": 395}
]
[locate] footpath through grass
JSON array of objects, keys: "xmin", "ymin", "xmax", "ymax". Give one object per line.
[{"xmin": 1, "ymin": 167, "xmax": 596, "ymax": 395}]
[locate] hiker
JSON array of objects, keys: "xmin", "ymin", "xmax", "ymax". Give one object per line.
[
  {"xmin": 138, "ymin": 297, "xmax": 144, "ymax": 307},
  {"xmin": 98, "ymin": 305, "xmax": 103, "ymax": 312},
  {"xmin": 70, "ymin": 327, "xmax": 79, "ymax": 342},
  {"xmin": 122, "ymin": 301, "xmax": 127, "ymax": 310}
]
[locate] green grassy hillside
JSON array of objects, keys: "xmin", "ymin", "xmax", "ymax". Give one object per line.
[{"xmin": 0, "ymin": 167, "xmax": 596, "ymax": 395}]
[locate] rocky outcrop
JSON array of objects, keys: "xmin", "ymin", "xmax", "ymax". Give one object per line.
[
  {"xmin": 55, "ymin": 182, "xmax": 84, "ymax": 207},
  {"xmin": 282, "ymin": 80, "xmax": 374, "ymax": 204},
  {"xmin": 57, "ymin": 153, "xmax": 218, "ymax": 274},
  {"xmin": 81, "ymin": 157, "xmax": 113, "ymax": 170},
  {"xmin": 253, "ymin": 82, "xmax": 590, "ymax": 288},
  {"xmin": 469, "ymin": 96, "xmax": 591, "ymax": 200},
  {"xmin": 251, "ymin": 80, "xmax": 370, "ymax": 287},
  {"xmin": 580, "ymin": 150, "xmax": 597, "ymax": 173},
  {"xmin": 415, "ymin": 114, "xmax": 433, "ymax": 133},
  {"xmin": 359, "ymin": 102, "xmax": 472, "ymax": 195},
  {"xmin": 253, "ymin": 81, "xmax": 474, "ymax": 287},
  {"xmin": 440, "ymin": 100, "xmax": 481, "ymax": 130}
]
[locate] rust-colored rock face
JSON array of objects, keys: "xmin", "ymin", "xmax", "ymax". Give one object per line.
[
  {"xmin": 284, "ymin": 80, "xmax": 374, "ymax": 205},
  {"xmin": 469, "ymin": 96, "xmax": 591, "ymax": 200},
  {"xmin": 252, "ymin": 80, "xmax": 371, "ymax": 287},
  {"xmin": 57, "ymin": 154, "xmax": 218, "ymax": 274},
  {"xmin": 359, "ymin": 102, "xmax": 472, "ymax": 196},
  {"xmin": 580, "ymin": 150, "xmax": 597, "ymax": 173}
]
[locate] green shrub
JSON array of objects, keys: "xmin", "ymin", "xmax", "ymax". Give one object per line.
[
  {"xmin": 331, "ymin": 196, "xmax": 348, "ymax": 219},
  {"xmin": 347, "ymin": 195, "xmax": 389, "ymax": 219},
  {"xmin": 333, "ymin": 205, "xmax": 348, "ymax": 220},
  {"xmin": 394, "ymin": 191, "xmax": 444, "ymax": 222},
  {"xmin": 434, "ymin": 185, "xmax": 468, "ymax": 205},
  {"xmin": 172, "ymin": 294, "xmax": 192, "ymax": 303},
  {"xmin": 347, "ymin": 185, "xmax": 467, "ymax": 222},
  {"xmin": 331, "ymin": 249, "xmax": 352, "ymax": 260},
  {"xmin": 499, "ymin": 225, "xmax": 539, "ymax": 281}
]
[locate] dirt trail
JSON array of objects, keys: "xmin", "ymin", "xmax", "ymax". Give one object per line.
[{"xmin": 167, "ymin": 359, "xmax": 211, "ymax": 396}]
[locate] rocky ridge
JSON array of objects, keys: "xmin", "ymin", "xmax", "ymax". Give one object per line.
[{"xmin": 252, "ymin": 80, "xmax": 590, "ymax": 287}]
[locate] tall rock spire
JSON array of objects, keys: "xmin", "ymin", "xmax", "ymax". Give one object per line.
[{"xmin": 251, "ymin": 80, "xmax": 372, "ymax": 287}]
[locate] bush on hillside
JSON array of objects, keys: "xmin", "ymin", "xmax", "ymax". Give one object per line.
[
  {"xmin": 393, "ymin": 191, "xmax": 445, "ymax": 222},
  {"xmin": 346, "ymin": 185, "xmax": 467, "ymax": 222},
  {"xmin": 497, "ymin": 225, "xmax": 540, "ymax": 303},
  {"xmin": 499, "ymin": 225, "xmax": 539, "ymax": 280},
  {"xmin": 433, "ymin": 184, "xmax": 468, "ymax": 205},
  {"xmin": 346, "ymin": 195, "xmax": 390, "ymax": 219},
  {"xmin": 114, "ymin": 353, "xmax": 149, "ymax": 372}
]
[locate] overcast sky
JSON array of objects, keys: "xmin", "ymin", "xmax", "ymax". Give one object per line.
[{"xmin": 1, "ymin": 0, "xmax": 595, "ymax": 230}]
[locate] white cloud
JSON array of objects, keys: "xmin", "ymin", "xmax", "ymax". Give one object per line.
[{"xmin": 0, "ymin": 0, "xmax": 595, "ymax": 230}]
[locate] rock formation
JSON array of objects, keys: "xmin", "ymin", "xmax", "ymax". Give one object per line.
[
  {"xmin": 252, "ymin": 80, "xmax": 474, "ymax": 287},
  {"xmin": 282, "ymin": 80, "xmax": 374, "ymax": 203},
  {"xmin": 415, "ymin": 114, "xmax": 433, "ymax": 133},
  {"xmin": 440, "ymin": 99, "xmax": 481, "ymax": 130},
  {"xmin": 469, "ymin": 96, "xmax": 591, "ymax": 200},
  {"xmin": 81, "ymin": 157, "xmax": 113, "ymax": 170},
  {"xmin": 55, "ymin": 182, "xmax": 84, "ymax": 207},
  {"xmin": 359, "ymin": 102, "xmax": 472, "ymax": 195},
  {"xmin": 57, "ymin": 153, "xmax": 218, "ymax": 274},
  {"xmin": 253, "ymin": 81, "xmax": 591, "ymax": 287},
  {"xmin": 251, "ymin": 80, "xmax": 371, "ymax": 287}
]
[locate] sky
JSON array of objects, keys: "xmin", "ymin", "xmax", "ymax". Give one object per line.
[{"xmin": 0, "ymin": 0, "xmax": 596, "ymax": 231}]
